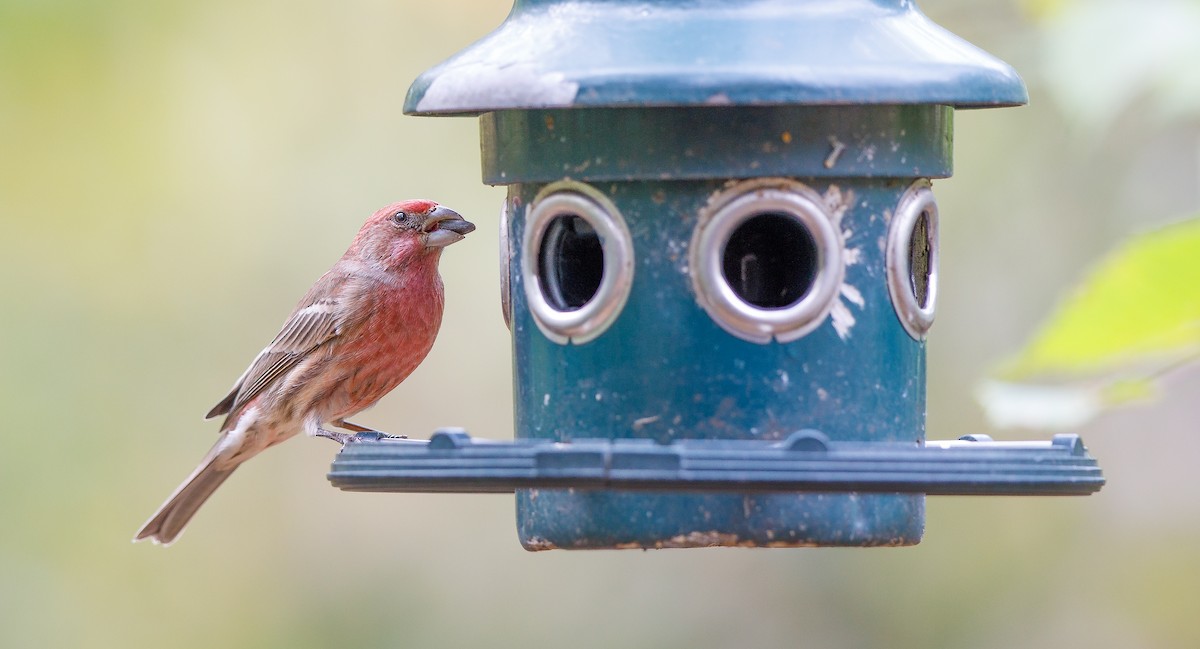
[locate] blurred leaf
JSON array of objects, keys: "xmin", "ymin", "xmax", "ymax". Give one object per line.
[
  {"xmin": 1018, "ymin": 0, "xmax": 1072, "ymax": 21},
  {"xmin": 1037, "ymin": 0, "xmax": 1200, "ymax": 133},
  {"xmin": 1100, "ymin": 376, "xmax": 1157, "ymax": 405},
  {"xmin": 981, "ymin": 217, "xmax": 1200, "ymax": 429},
  {"xmin": 1002, "ymin": 217, "xmax": 1200, "ymax": 379},
  {"xmin": 976, "ymin": 380, "xmax": 1103, "ymax": 430}
]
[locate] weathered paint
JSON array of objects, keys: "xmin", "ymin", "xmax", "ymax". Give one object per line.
[{"xmin": 508, "ymin": 180, "xmax": 927, "ymax": 547}]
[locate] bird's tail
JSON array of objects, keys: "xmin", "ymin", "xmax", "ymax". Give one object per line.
[{"xmin": 134, "ymin": 442, "xmax": 239, "ymax": 546}]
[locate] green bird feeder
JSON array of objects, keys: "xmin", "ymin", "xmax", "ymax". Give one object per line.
[{"xmin": 328, "ymin": 0, "xmax": 1103, "ymax": 549}]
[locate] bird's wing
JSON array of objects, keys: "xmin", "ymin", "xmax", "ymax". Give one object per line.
[{"xmin": 206, "ymin": 272, "xmax": 352, "ymax": 421}]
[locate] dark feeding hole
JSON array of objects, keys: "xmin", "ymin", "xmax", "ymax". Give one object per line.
[
  {"xmin": 722, "ymin": 212, "xmax": 818, "ymax": 309},
  {"xmin": 538, "ymin": 214, "xmax": 604, "ymax": 311},
  {"xmin": 908, "ymin": 209, "xmax": 932, "ymax": 308}
]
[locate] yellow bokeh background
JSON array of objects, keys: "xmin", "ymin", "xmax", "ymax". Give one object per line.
[{"xmin": 2, "ymin": 1, "xmax": 1196, "ymax": 647}]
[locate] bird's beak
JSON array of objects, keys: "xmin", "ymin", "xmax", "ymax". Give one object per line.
[{"xmin": 421, "ymin": 206, "xmax": 476, "ymax": 249}]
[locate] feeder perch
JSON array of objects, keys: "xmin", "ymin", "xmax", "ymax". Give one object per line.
[{"xmin": 328, "ymin": 0, "xmax": 1104, "ymax": 549}]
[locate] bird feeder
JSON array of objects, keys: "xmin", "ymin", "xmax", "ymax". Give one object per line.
[{"xmin": 329, "ymin": 0, "xmax": 1104, "ymax": 549}]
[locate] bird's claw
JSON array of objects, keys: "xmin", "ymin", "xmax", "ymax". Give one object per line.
[
  {"xmin": 315, "ymin": 427, "xmax": 408, "ymax": 445},
  {"xmin": 315, "ymin": 428, "xmax": 356, "ymax": 445},
  {"xmin": 360, "ymin": 432, "xmax": 409, "ymax": 441}
]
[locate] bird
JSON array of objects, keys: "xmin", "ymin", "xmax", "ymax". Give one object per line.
[{"xmin": 134, "ymin": 200, "xmax": 475, "ymax": 545}]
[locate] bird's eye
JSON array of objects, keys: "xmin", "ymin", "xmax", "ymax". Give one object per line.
[{"xmin": 391, "ymin": 211, "xmax": 407, "ymax": 225}]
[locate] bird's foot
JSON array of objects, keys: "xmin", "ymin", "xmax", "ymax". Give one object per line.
[
  {"xmin": 368, "ymin": 432, "xmax": 409, "ymax": 440},
  {"xmin": 332, "ymin": 420, "xmax": 408, "ymax": 440},
  {"xmin": 314, "ymin": 427, "xmax": 356, "ymax": 445},
  {"xmin": 316, "ymin": 425, "xmax": 408, "ymax": 445},
  {"xmin": 332, "ymin": 420, "xmax": 407, "ymax": 439}
]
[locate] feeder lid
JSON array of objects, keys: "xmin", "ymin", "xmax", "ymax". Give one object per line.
[
  {"xmin": 405, "ymin": 0, "xmax": 1028, "ymax": 115},
  {"xmin": 328, "ymin": 430, "xmax": 1104, "ymax": 496}
]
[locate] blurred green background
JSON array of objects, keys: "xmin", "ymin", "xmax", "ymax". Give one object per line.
[{"xmin": 2, "ymin": 0, "xmax": 1197, "ymax": 647}]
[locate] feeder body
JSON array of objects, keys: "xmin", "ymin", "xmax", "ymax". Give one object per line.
[{"xmin": 495, "ymin": 107, "xmax": 946, "ymax": 548}]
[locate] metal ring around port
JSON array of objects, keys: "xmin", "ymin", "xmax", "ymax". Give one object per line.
[
  {"xmin": 886, "ymin": 180, "xmax": 939, "ymax": 340},
  {"xmin": 499, "ymin": 199, "xmax": 512, "ymax": 331},
  {"xmin": 522, "ymin": 183, "xmax": 634, "ymax": 345},
  {"xmin": 690, "ymin": 180, "xmax": 845, "ymax": 344}
]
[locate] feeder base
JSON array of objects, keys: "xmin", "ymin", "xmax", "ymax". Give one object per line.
[{"xmin": 517, "ymin": 491, "xmax": 923, "ymax": 550}]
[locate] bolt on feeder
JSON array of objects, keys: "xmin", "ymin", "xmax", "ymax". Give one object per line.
[{"xmin": 329, "ymin": 0, "xmax": 1104, "ymax": 549}]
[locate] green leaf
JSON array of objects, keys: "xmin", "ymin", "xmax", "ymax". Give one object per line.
[
  {"xmin": 1001, "ymin": 217, "xmax": 1200, "ymax": 380},
  {"xmin": 1100, "ymin": 377, "xmax": 1157, "ymax": 406}
]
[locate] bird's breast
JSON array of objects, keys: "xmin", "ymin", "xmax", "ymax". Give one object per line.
[{"xmin": 336, "ymin": 275, "xmax": 446, "ymax": 416}]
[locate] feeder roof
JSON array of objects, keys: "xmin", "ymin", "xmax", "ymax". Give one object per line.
[{"xmin": 404, "ymin": 0, "xmax": 1028, "ymax": 115}]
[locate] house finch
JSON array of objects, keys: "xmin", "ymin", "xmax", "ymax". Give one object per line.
[{"xmin": 134, "ymin": 200, "xmax": 475, "ymax": 545}]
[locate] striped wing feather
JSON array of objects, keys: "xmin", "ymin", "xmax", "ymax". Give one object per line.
[{"xmin": 206, "ymin": 273, "xmax": 352, "ymax": 423}]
